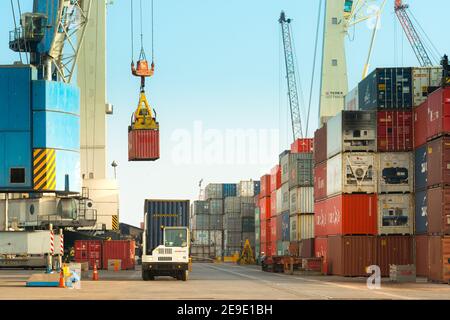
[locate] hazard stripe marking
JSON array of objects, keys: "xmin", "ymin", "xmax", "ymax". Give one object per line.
[{"xmin": 33, "ymin": 149, "xmax": 56, "ymax": 191}]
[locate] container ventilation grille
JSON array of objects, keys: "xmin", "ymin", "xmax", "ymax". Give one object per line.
[
  {"xmin": 158, "ymin": 248, "xmax": 173, "ymax": 255},
  {"xmin": 158, "ymin": 256, "xmax": 172, "ymax": 261}
]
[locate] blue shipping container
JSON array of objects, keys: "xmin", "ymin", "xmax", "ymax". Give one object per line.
[
  {"xmin": 281, "ymin": 211, "xmax": 290, "ymax": 242},
  {"xmin": 358, "ymin": 68, "xmax": 413, "ymax": 110},
  {"xmin": 253, "ymin": 181, "xmax": 261, "ymax": 196},
  {"xmin": 415, "ymin": 145, "xmax": 427, "ymax": 191},
  {"xmin": 415, "ymin": 190, "xmax": 427, "ymax": 234},
  {"xmin": 222, "ymin": 183, "xmax": 237, "ymax": 197},
  {"xmin": 144, "ymin": 200, "xmax": 190, "ymax": 255}
]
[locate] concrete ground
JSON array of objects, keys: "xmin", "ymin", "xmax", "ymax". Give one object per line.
[{"xmin": 0, "ymin": 263, "xmax": 449, "ymax": 300}]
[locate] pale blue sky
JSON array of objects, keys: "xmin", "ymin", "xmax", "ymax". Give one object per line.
[{"xmin": 1, "ymin": 1, "xmax": 449, "ymax": 226}]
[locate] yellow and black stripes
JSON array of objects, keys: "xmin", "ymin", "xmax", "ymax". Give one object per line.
[
  {"xmin": 112, "ymin": 215, "xmax": 119, "ymax": 230},
  {"xmin": 33, "ymin": 149, "xmax": 56, "ymax": 191}
]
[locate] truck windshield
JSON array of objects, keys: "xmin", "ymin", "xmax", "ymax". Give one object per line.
[{"xmin": 164, "ymin": 229, "xmax": 188, "ymax": 247}]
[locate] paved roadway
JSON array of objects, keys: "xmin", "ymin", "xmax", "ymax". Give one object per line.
[{"xmin": 0, "ymin": 263, "xmax": 449, "ymax": 300}]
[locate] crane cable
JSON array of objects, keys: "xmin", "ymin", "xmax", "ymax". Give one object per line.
[
  {"xmin": 131, "ymin": 0, "xmax": 134, "ymax": 63},
  {"xmin": 131, "ymin": 0, "xmax": 155, "ymax": 62},
  {"xmin": 306, "ymin": 0, "xmax": 323, "ymax": 137}
]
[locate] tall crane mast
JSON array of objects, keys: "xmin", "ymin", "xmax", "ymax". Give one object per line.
[
  {"xmin": 394, "ymin": 0, "xmax": 433, "ymax": 67},
  {"xmin": 279, "ymin": 11, "xmax": 303, "ymax": 141}
]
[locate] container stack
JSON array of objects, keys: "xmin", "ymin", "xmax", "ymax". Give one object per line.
[
  {"xmin": 414, "ymin": 82, "xmax": 450, "ymax": 283},
  {"xmin": 223, "ymin": 181, "xmax": 259, "ymax": 256},
  {"xmin": 257, "ymin": 138, "xmax": 314, "ymax": 259}
]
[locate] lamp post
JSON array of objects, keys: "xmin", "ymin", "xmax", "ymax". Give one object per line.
[{"xmin": 111, "ymin": 161, "xmax": 118, "ymax": 179}]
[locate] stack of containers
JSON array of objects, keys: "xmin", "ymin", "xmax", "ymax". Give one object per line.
[
  {"xmin": 191, "ymin": 200, "xmax": 215, "ymax": 260},
  {"xmin": 414, "ymin": 79, "xmax": 450, "ymax": 283},
  {"xmin": 285, "ymin": 140, "xmax": 314, "ymax": 258},
  {"xmin": 269, "ymin": 165, "xmax": 281, "ymax": 256},
  {"xmin": 223, "ymin": 181, "xmax": 259, "ymax": 256},
  {"xmin": 276, "ymin": 150, "xmax": 291, "ymax": 256},
  {"xmin": 259, "ymin": 174, "xmax": 272, "ymax": 257},
  {"xmin": 254, "ymin": 195, "xmax": 261, "ymax": 262},
  {"xmin": 314, "ymin": 109, "xmax": 379, "ymax": 276}
]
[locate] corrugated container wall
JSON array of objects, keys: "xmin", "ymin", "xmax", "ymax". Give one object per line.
[
  {"xmin": 414, "ymin": 102, "xmax": 428, "ymax": 149},
  {"xmin": 270, "ymin": 165, "xmax": 281, "ymax": 192},
  {"xmin": 358, "ymin": 68, "xmax": 413, "ymax": 110},
  {"xmin": 377, "ymin": 152, "xmax": 413, "ymax": 194},
  {"xmin": 278, "ymin": 183, "xmax": 289, "ymax": 214},
  {"xmin": 412, "ymin": 67, "xmax": 443, "ymax": 106},
  {"xmin": 376, "ymin": 236, "xmax": 414, "ymax": 277},
  {"xmin": 144, "ymin": 200, "xmax": 190, "ymax": 255},
  {"xmin": 289, "ymin": 187, "xmax": 314, "ymax": 214},
  {"xmin": 378, "ymin": 194, "xmax": 414, "ymax": 235},
  {"xmin": 326, "ymin": 111, "xmax": 377, "ymax": 159},
  {"xmin": 344, "ymin": 86, "xmax": 359, "ymax": 111},
  {"xmin": 289, "ymin": 215, "xmax": 298, "ymax": 241},
  {"xmin": 377, "ymin": 111, "xmax": 413, "ymax": 152},
  {"xmin": 224, "ymin": 197, "xmax": 240, "ymax": 214},
  {"xmin": 260, "ymin": 175, "xmax": 271, "ymax": 198},
  {"xmin": 128, "ymin": 129, "xmax": 160, "ymax": 162},
  {"xmin": 288, "ymin": 153, "xmax": 314, "ymax": 189},
  {"xmin": 426, "ymin": 87, "xmax": 450, "ymax": 140},
  {"xmin": 291, "ymin": 138, "xmax": 314, "ymax": 154},
  {"xmin": 281, "ymin": 212, "xmax": 290, "ymax": 242},
  {"xmin": 427, "ymin": 137, "xmax": 450, "ymax": 188},
  {"xmin": 428, "ymin": 236, "xmax": 450, "ymax": 283},
  {"xmin": 415, "ymin": 190, "xmax": 428, "ymax": 235},
  {"xmin": 427, "ymin": 187, "xmax": 450, "ymax": 235},
  {"xmin": 299, "ymin": 238, "xmax": 315, "ymax": 258},
  {"xmin": 205, "ymin": 184, "xmax": 223, "ymax": 199},
  {"xmin": 209, "ymin": 199, "xmax": 224, "ymax": 215},
  {"xmin": 314, "ymin": 124, "xmax": 327, "ymax": 165},
  {"xmin": 327, "ymin": 153, "xmax": 377, "ymax": 196},
  {"xmin": 315, "ymin": 237, "xmax": 329, "ymax": 274},
  {"xmin": 74, "ymin": 240, "xmax": 102, "ymax": 269},
  {"xmin": 314, "ymin": 162, "xmax": 327, "ymax": 201},
  {"xmin": 315, "ymin": 194, "xmax": 377, "ymax": 237},
  {"xmin": 270, "ymin": 190, "xmax": 277, "ymax": 217},
  {"xmin": 102, "ymin": 240, "xmax": 135, "ymax": 270},
  {"xmin": 259, "ymin": 197, "xmax": 271, "ymax": 220},
  {"xmin": 222, "ymin": 183, "xmax": 237, "ymax": 198},
  {"xmin": 193, "ymin": 201, "xmax": 209, "ymax": 215},
  {"xmin": 415, "ymin": 235, "xmax": 429, "ymax": 277},
  {"xmin": 298, "ymin": 214, "xmax": 315, "ymax": 240},
  {"xmin": 238, "ymin": 180, "xmax": 260, "ymax": 197},
  {"xmin": 414, "ymin": 145, "xmax": 428, "ymax": 191}
]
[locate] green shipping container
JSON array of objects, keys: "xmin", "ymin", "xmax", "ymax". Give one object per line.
[{"xmin": 242, "ymin": 217, "xmax": 255, "ymax": 233}]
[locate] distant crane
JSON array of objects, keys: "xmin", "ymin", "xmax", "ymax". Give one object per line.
[
  {"xmin": 394, "ymin": 0, "xmax": 433, "ymax": 67},
  {"xmin": 279, "ymin": 11, "xmax": 304, "ymax": 141}
]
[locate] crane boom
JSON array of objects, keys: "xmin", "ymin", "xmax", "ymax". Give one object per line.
[
  {"xmin": 279, "ymin": 11, "xmax": 303, "ymax": 141},
  {"xmin": 394, "ymin": 0, "xmax": 433, "ymax": 67}
]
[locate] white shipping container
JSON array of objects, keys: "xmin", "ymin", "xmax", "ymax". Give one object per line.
[
  {"xmin": 377, "ymin": 152, "xmax": 414, "ymax": 194},
  {"xmin": 280, "ymin": 152, "xmax": 290, "ymax": 185},
  {"xmin": 276, "ymin": 187, "xmax": 282, "ymax": 215},
  {"xmin": 238, "ymin": 181, "xmax": 256, "ymax": 197},
  {"xmin": 413, "ymin": 67, "xmax": 443, "ymax": 106},
  {"xmin": 344, "ymin": 86, "xmax": 359, "ymax": 111},
  {"xmin": 326, "ymin": 111, "xmax": 377, "ymax": 158},
  {"xmin": 327, "ymin": 153, "xmax": 377, "ymax": 196},
  {"xmin": 289, "ymin": 187, "xmax": 314, "ymax": 214},
  {"xmin": 378, "ymin": 194, "xmax": 414, "ymax": 235},
  {"xmin": 298, "ymin": 214, "xmax": 315, "ymax": 240}
]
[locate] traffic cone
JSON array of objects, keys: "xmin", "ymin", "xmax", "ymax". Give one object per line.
[
  {"xmin": 92, "ymin": 264, "xmax": 99, "ymax": 281},
  {"xmin": 59, "ymin": 270, "xmax": 66, "ymax": 288}
]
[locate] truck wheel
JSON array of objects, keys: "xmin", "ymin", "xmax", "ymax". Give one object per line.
[
  {"xmin": 142, "ymin": 270, "xmax": 154, "ymax": 281},
  {"xmin": 181, "ymin": 270, "xmax": 188, "ymax": 281}
]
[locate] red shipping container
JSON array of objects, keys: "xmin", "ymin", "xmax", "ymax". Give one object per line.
[
  {"xmin": 299, "ymin": 238, "xmax": 315, "ymax": 258},
  {"xmin": 327, "ymin": 236, "xmax": 376, "ymax": 277},
  {"xmin": 426, "ymin": 87, "xmax": 450, "ymax": 140},
  {"xmin": 314, "ymin": 162, "xmax": 327, "ymax": 201},
  {"xmin": 376, "ymin": 236, "xmax": 414, "ymax": 277},
  {"xmin": 414, "ymin": 102, "xmax": 428, "ymax": 149},
  {"xmin": 74, "ymin": 240, "xmax": 102, "ymax": 269},
  {"xmin": 427, "ymin": 187, "xmax": 450, "ymax": 235},
  {"xmin": 260, "ymin": 174, "xmax": 271, "ymax": 198},
  {"xmin": 377, "ymin": 111, "xmax": 413, "ymax": 152},
  {"xmin": 102, "ymin": 240, "xmax": 136, "ymax": 270},
  {"xmin": 270, "ymin": 165, "xmax": 281, "ymax": 192},
  {"xmin": 314, "ymin": 194, "xmax": 377, "ymax": 237},
  {"xmin": 428, "ymin": 236, "xmax": 450, "ymax": 283},
  {"xmin": 315, "ymin": 237, "xmax": 328, "ymax": 274},
  {"xmin": 415, "ymin": 235, "xmax": 429, "ymax": 277},
  {"xmin": 259, "ymin": 196, "xmax": 271, "ymax": 220},
  {"xmin": 260, "ymin": 219, "xmax": 267, "ymax": 244},
  {"xmin": 128, "ymin": 129, "xmax": 160, "ymax": 161},
  {"xmin": 270, "ymin": 218, "xmax": 277, "ymax": 244},
  {"xmin": 270, "ymin": 191, "xmax": 277, "ymax": 217},
  {"xmin": 314, "ymin": 125, "xmax": 327, "ymax": 165},
  {"xmin": 291, "ymin": 138, "xmax": 314, "ymax": 154},
  {"xmin": 427, "ymin": 137, "xmax": 450, "ymax": 188}
]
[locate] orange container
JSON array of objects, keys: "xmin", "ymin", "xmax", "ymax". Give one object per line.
[
  {"xmin": 128, "ymin": 128, "xmax": 160, "ymax": 161},
  {"xmin": 260, "ymin": 174, "xmax": 271, "ymax": 198},
  {"xmin": 291, "ymin": 138, "xmax": 314, "ymax": 154},
  {"xmin": 314, "ymin": 194, "xmax": 378, "ymax": 237},
  {"xmin": 259, "ymin": 196, "xmax": 271, "ymax": 220},
  {"xmin": 270, "ymin": 165, "xmax": 281, "ymax": 192}
]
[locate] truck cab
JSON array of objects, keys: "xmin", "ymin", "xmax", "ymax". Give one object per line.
[{"xmin": 142, "ymin": 226, "xmax": 190, "ymax": 281}]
